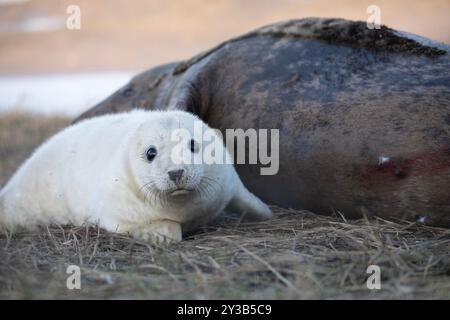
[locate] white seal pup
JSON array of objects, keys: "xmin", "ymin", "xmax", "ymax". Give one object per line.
[{"xmin": 0, "ymin": 110, "xmax": 272, "ymax": 243}]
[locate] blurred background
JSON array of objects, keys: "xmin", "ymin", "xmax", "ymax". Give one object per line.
[{"xmin": 0, "ymin": 0, "xmax": 449, "ymax": 116}]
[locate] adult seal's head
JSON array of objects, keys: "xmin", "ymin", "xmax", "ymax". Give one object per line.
[{"xmin": 75, "ymin": 18, "xmax": 450, "ymax": 227}]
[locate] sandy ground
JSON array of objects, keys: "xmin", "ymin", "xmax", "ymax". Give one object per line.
[{"xmin": 0, "ymin": 112, "xmax": 449, "ymax": 299}]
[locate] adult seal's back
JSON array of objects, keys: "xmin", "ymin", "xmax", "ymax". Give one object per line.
[{"xmin": 76, "ymin": 18, "xmax": 450, "ymax": 226}]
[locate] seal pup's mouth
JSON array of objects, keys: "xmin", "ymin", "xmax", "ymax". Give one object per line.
[{"xmin": 169, "ymin": 188, "xmax": 195, "ymax": 196}]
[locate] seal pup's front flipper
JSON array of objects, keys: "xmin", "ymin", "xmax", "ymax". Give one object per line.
[
  {"xmin": 226, "ymin": 177, "xmax": 273, "ymax": 221},
  {"xmin": 130, "ymin": 219, "xmax": 182, "ymax": 244}
]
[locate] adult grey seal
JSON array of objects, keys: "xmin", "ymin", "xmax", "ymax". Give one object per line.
[{"xmin": 75, "ymin": 18, "xmax": 450, "ymax": 226}]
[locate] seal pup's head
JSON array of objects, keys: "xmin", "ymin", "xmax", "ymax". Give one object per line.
[{"xmin": 128, "ymin": 110, "xmax": 230, "ymax": 213}]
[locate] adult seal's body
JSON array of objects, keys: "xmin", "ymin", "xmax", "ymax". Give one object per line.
[
  {"xmin": 76, "ymin": 18, "xmax": 450, "ymax": 226},
  {"xmin": 0, "ymin": 111, "xmax": 272, "ymax": 242}
]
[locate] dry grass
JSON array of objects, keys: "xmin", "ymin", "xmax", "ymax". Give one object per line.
[{"xmin": 0, "ymin": 111, "xmax": 449, "ymax": 299}]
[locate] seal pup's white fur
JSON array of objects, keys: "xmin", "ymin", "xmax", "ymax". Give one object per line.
[{"xmin": 0, "ymin": 110, "xmax": 272, "ymax": 242}]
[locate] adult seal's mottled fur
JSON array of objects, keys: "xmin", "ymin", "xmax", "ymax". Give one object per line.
[
  {"xmin": 0, "ymin": 111, "xmax": 272, "ymax": 242},
  {"xmin": 75, "ymin": 18, "xmax": 450, "ymax": 226}
]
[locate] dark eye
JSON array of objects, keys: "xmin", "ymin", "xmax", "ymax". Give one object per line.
[
  {"xmin": 122, "ymin": 86, "xmax": 134, "ymax": 97},
  {"xmin": 146, "ymin": 146, "xmax": 157, "ymax": 162},
  {"xmin": 190, "ymin": 139, "xmax": 199, "ymax": 153}
]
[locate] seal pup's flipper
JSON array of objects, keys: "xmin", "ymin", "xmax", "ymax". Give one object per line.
[
  {"xmin": 227, "ymin": 179, "xmax": 273, "ymax": 221},
  {"xmin": 130, "ymin": 219, "xmax": 182, "ymax": 244}
]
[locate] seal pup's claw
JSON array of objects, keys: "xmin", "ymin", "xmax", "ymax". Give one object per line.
[{"xmin": 131, "ymin": 220, "xmax": 182, "ymax": 244}]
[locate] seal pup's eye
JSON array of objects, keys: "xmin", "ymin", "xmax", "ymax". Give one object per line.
[
  {"xmin": 146, "ymin": 146, "xmax": 157, "ymax": 162},
  {"xmin": 189, "ymin": 139, "xmax": 199, "ymax": 153}
]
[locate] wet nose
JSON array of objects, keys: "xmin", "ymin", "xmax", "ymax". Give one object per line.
[{"xmin": 168, "ymin": 169, "xmax": 184, "ymax": 183}]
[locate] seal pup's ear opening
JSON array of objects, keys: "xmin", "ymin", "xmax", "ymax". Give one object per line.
[{"xmin": 226, "ymin": 175, "xmax": 273, "ymax": 221}]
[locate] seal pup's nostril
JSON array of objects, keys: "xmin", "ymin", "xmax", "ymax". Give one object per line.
[{"xmin": 168, "ymin": 169, "xmax": 184, "ymax": 183}]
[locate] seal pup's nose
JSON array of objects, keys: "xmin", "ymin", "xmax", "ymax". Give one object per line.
[{"xmin": 168, "ymin": 169, "xmax": 184, "ymax": 183}]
